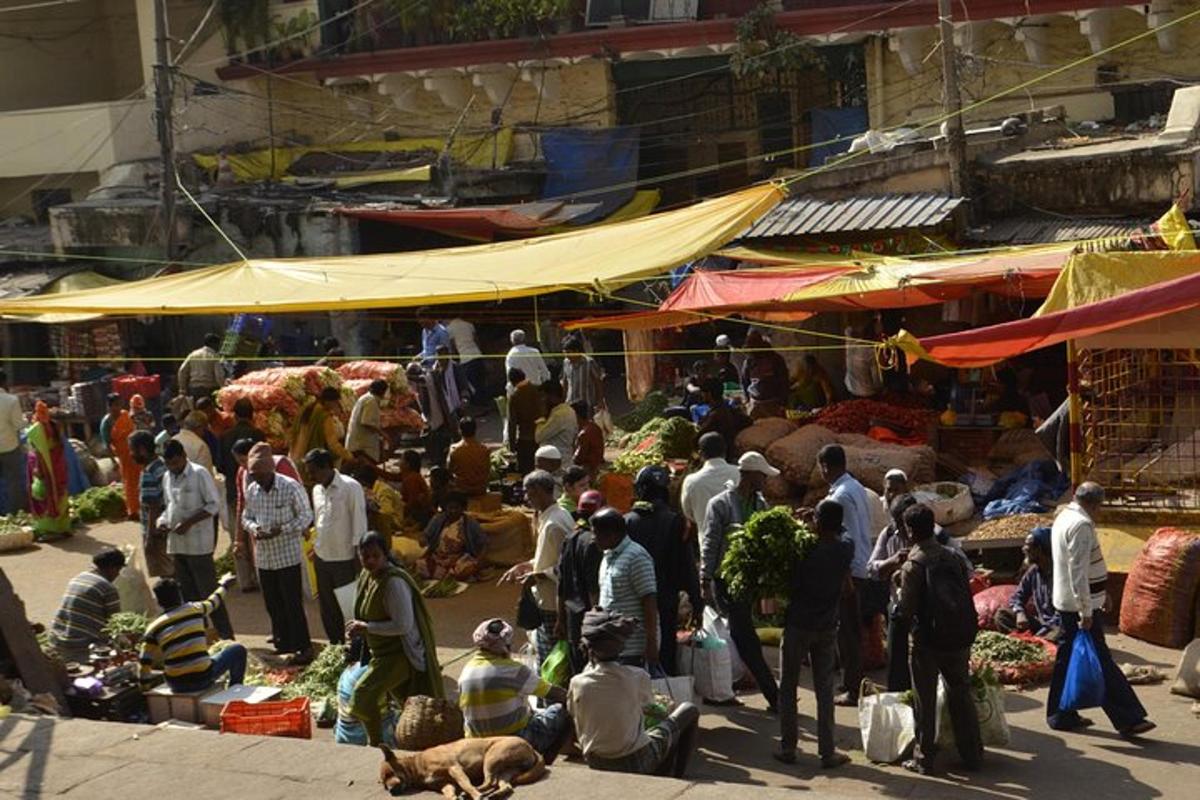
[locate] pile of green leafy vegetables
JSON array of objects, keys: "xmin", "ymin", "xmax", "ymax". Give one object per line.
[
  {"xmin": 69, "ymin": 486, "xmax": 126, "ymax": 524},
  {"xmin": 971, "ymin": 631, "xmax": 1050, "ymax": 666},
  {"xmin": 720, "ymin": 507, "xmax": 816, "ymax": 601},
  {"xmin": 280, "ymin": 643, "xmax": 346, "ymax": 703},
  {"xmin": 611, "ymin": 417, "xmax": 696, "ymax": 476}
]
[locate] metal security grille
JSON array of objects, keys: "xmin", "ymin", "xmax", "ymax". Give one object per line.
[{"xmin": 1080, "ymin": 348, "xmax": 1200, "ymax": 511}]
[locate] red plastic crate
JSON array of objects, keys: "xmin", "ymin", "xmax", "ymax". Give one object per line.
[
  {"xmin": 111, "ymin": 374, "xmax": 161, "ymax": 401},
  {"xmin": 219, "ymin": 697, "xmax": 311, "ymax": 739}
]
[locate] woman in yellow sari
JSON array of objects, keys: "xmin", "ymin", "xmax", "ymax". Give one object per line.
[
  {"xmin": 289, "ymin": 386, "xmax": 352, "ymax": 483},
  {"xmin": 26, "ymin": 402, "xmax": 71, "ymax": 536}
]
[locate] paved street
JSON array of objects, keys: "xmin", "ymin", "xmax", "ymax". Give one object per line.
[{"xmin": 3, "ymin": 521, "xmax": 1199, "ymax": 799}]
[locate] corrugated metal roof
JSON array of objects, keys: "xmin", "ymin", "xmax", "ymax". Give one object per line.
[
  {"xmin": 969, "ymin": 216, "xmax": 1152, "ymax": 246},
  {"xmin": 742, "ymin": 193, "xmax": 963, "ymax": 239}
]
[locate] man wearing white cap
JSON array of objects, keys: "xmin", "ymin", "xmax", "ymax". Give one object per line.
[
  {"xmin": 712, "ymin": 335, "xmax": 741, "ymax": 388},
  {"xmin": 699, "ymin": 451, "xmax": 781, "ymax": 711},
  {"xmin": 506, "ymin": 330, "xmax": 550, "ymax": 392},
  {"xmin": 535, "ymin": 445, "xmax": 563, "ymax": 475}
]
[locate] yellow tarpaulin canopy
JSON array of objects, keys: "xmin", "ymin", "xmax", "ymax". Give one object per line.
[
  {"xmin": 2, "ymin": 269, "xmax": 124, "ymax": 324},
  {"xmin": 192, "ymin": 130, "xmax": 513, "ymax": 183},
  {"xmin": 1035, "ymin": 250, "xmax": 1200, "ymax": 316},
  {"xmin": 0, "ymin": 184, "xmax": 782, "ymax": 317}
]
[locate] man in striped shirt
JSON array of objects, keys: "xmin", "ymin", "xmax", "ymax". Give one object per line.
[
  {"xmin": 593, "ymin": 508, "xmax": 658, "ymax": 670},
  {"xmin": 458, "ymin": 618, "xmax": 570, "ymax": 761},
  {"xmin": 242, "ymin": 442, "xmax": 315, "ymax": 665},
  {"xmin": 139, "ymin": 574, "xmax": 245, "ymax": 692},
  {"xmin": 1047, "ymin": 482, "xmax": 1154, "ymax": 738},
  {"xmin": 48, "ymin": 548, "xmax": 125, "ymax": 663}
]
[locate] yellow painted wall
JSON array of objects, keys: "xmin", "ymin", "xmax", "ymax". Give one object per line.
[
  {"xmin": 199, "ymin": 59, "xmax": 616, "ymax": 153},
  {"xmin": 0, "ymin": 0, "xmax": 145, "ymax": 113},
  {"xmin": 867, "ymin": 7, "xmax": 1200, "ymax": 129}
]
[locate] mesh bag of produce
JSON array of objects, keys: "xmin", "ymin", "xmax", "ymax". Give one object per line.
[
  {"xmin": 735, "ymin": 417, "xmax": 798, "ymax": 457},
  {"xmin": 765, "ymin": 424, "xmax": 837, "ymax": 485},
  {"xmin": 974, "ymin": 584, "xmax": 1018, "ymax": 630},
  {"xmin": 970, "ymin": 631, "xmax": 1056, "ymax": 685},
  {"xmin": 1119, "ymin": 527, "xmax": 1200, "ymax": 648}
]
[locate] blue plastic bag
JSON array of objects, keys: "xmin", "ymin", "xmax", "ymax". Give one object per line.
[{"xmin": 1059, "ymin": 630, "xmax": 1106, "ymax": 711}]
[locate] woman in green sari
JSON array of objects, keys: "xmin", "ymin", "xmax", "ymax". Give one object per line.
[
  {"xmin": 345, "ymin": 531, "xmax": 444, "ymax": 746},
  {"xmin": 26, "ymin": 401, "xmax": 71, "ymax": 536},
  {"xmin": 288, "ymin": 387, "xmax": 352, "ymax": 484}
]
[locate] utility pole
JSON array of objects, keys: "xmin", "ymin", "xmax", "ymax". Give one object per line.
[
  {"xmin": 937, "ymin": 0, "xmax": 967, "ymax": 200},
  {"xmin": 153, "ymin": 0, "xmax": 177, "ymax": 261}
]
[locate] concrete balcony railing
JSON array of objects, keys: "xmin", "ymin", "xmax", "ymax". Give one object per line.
[{"xmin": 0, "ymin": 99, "xmax": 157, "ymax": 181}]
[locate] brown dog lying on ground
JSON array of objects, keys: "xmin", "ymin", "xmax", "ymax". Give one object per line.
[{"xmin": 379, "ymin": 736, "xmax": 546, "ymax": 799}]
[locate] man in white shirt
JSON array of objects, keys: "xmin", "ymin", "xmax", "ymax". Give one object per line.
[
  {"xmin": 346, "ymin": 380, "xmax": 388, "ymax": 463},
  {"xmin": 505, "ymin": 329, "xmax": 550, "ymax": 391},
  {"xmin": 501, "ymin": 470, "xmax": 574, "ymax": 669},
  {"xmin": 535, "ymin": 383, "xmax": 577, "ymax": 469},
  {"xmin": 0, "ymin": 370, "xmax": 27, "ymax": 513},
  {"xmin": 819, "ymin": 444, "xmax": 875, "ymax": 706},
  {"xmin": 447, "ymin": 317, "xmax": 485, "ymax": 402},
  {"xmin": 158, "ymin": 439, "xmax": 232, "ymax": 639},
  {"xmin": 305, "ymin": 448, "xmax": 368, "ymax": 646},
  {"xmin": 1047, "ymin": 482, "xmax": 1154, "ymax": 737},
  {"xmin": 680, "ymin": 432, "xmax": 740, "ymax": 536}
]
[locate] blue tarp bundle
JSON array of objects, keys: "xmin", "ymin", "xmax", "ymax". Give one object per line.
[
  {"xmin": 809, "ymin": 107, "xmax": 868, "ymax": 167},
  {"xmin": 541, "ymin": 127, "xmax": 640, "ymax": 224},
  {"xmin": 982, "ymin": 459, "xmax": 1070, "ymax": 520}
]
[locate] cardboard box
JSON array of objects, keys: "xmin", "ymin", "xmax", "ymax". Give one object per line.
[{"xmin": 145, "ymin": 684, "xmax": 221, "ymax": 724}]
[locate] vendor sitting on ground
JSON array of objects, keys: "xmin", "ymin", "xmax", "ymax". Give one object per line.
[
  {"xmin": 447, "ymin": 416, "xmax": 490, "ymax": 497},
  {"xmin": 47, "ymin": 548, "xmax": 126, "ymax": 664},
  {"xmin": 994, "ymin": 526, "xmax": 1061, "ymax": 641},
  {"xmin": 419, "ymin": 491, "xmax": 486, "ymax": 581},
  {"xmin": 459, "ymin": 618, "xmax": 572, "ymax": 762},
  {"xmin": 138, "ymin": 574, "xmax": 246, "ymax": 693},
  {"xmin": 573, "ymin": 402, "xmax": 605, "ymax": 477},
  {"xmin": 357, "ymin": 464, "xmax": 406, "ymax": 538},
  {"xmin": 568, "ymin": 608, "xmax": 700, "ymax": 777},
  {"xmin": 399, "ymin": 450, "xmax": 433, "ymax": 527}
]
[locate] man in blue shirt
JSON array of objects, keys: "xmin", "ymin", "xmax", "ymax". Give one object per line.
[
  {"xmin": 417, "ymin": 307, "xmax": 450, "ymax": 365},
  {"xmin": 819, "ymin": 444, "xmax": 874, "ymax": 706},
  {"xmin": 995, "ymin": 527, "xmax": 1061, "ymax": 641}
]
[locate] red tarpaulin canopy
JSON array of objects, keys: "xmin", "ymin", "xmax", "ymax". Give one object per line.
[{"xmin": 895, "ymin": 267, "xmax": 1200, "ymax": 367}]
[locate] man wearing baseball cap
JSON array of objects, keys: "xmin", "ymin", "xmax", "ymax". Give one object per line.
[{"xmin": 698, "ymin": 451, "xmax": 781, "ymax": 711}]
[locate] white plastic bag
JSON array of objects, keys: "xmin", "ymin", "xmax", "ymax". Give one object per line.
[
  {"xmin": 595, "ymin": 408, "xmax": 615, "ymax": 437},
  {"xmin": 684, "ymin": 632, "xmax": 735, "ymax": 702},
  {"xmin": 651, "ymin": 674, "xmax": 695, "ymax": 708},
  {"xmin": 334, "ymin": 581, "xmax": 357, "ymax": 624},
  {"xmin": 859, "ymin": 690, "xmax": 916, "ymax": 763},
  {"xmin": 937, "ymin": 676, "xmax": 1010, "ymax": 748},
  {"xmin": 703, "ymin": 607, "xmax": 746, "ymax": 684},
  {"xmin": 113, "ymin": 544, "xmax": 160, "ymax": 616}
]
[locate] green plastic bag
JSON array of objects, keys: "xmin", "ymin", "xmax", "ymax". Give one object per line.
[{"xmin": 540, "ymin": 641, "xmax": 572, "ymax": 687}]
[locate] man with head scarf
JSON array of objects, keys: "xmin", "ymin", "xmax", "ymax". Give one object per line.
[
  {"xmin": 242, "ymin": 441, "xmax": 315, "ymax": 665},
  {"xmin": 457, "ymin": 618, "xmax": 571, "ymax": 762},
  {"xmin": 994, "ymin": 526, "xmax": 1061, "ymax": 641},
  {"xmin": 568, "ymin": 609, "xmax": 701, "ymax": 777}
]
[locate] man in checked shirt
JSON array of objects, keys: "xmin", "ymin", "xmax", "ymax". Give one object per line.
[{"xmin": 242, "ymin": 442, "xmax": 315, "ymax": 665}]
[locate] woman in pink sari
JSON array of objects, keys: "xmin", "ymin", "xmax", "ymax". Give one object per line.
[{"xmin": 27, "ymin": 402, "xmax": 71, "ymax": 536}]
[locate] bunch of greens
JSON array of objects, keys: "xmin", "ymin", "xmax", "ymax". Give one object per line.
[
  {"xmin": 0, "ymin": 511, "xmax": 33, "ymax": 533},
  {"xmin": 281, "ymin": 644, "xmax": 346, "ymax": 703},
  {"xmin": 422, "ymin": 577, "xmax": 459, "ymax": 598},
  {"xmin": 101, "ymin": 612, "xmax": 150, "ymax": 642},
  {"xmin": 615, "ymin": 391, "xmax": 668, "ymax": 432},
  {"xmin": 971, "ymin": 631, "xmax": 1049, "ymax": 666},
  {"xmin": 489, "ymin": 447, "xmax": 515, "ymax": 482},
  {"xmin": 213, "ymin": 546, "xmax": 235, "ymax": 575},
  {"xmin": 720, "ymin": 507, "xmax": 816, "ymax": 601},
  {"xmin": 69, "ymin": 486, "xmax": 126, "ymax": 524},
  {"xmin": 611, "ymin": 416, "xmax": 696, "ymax": 475}
]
